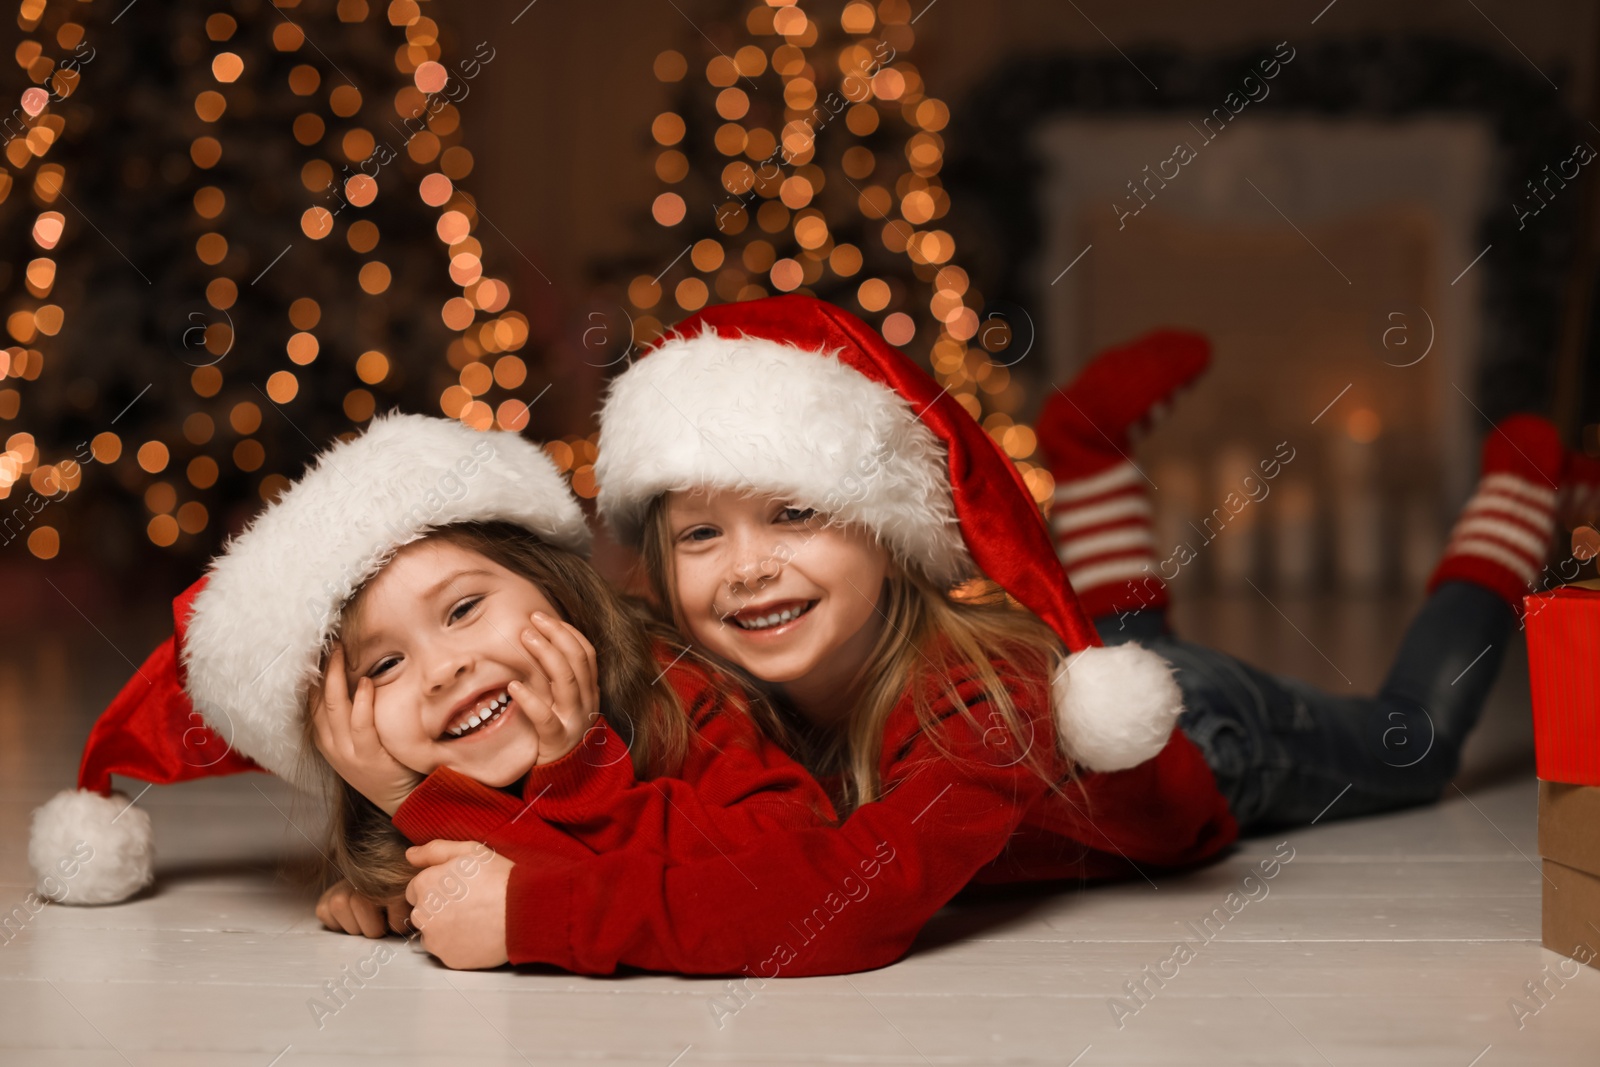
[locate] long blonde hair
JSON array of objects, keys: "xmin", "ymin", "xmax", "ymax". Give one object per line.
[
  {"xmin": 640, "ymin": 496, "xmax": 1072, "ymax": 814},
  {"xmin": 299, "ymin": 520, "xmax": 696, "ymax": 901}
]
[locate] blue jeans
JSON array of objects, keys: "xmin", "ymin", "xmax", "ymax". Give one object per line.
[{"xmin": 1095, "ymin": 581, "xmax": 1514, "ymax": 835}]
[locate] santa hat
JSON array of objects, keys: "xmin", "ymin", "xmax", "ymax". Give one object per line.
[
  {"xmin": 29, "ymin": 412, "xmax": 589, "ymax": 904},
  {"xmin": 596, "ymin": 294, "xmax": 1183, "ymax": 773}
]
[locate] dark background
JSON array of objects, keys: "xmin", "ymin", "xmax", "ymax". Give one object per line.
[{"xmin": 2, "ymin": 0, "xmax": 1596, "ymax": 632}]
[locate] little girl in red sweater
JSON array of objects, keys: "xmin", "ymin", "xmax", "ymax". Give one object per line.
[
  {"xmin": 26, "ymin": 413, "xmax": 837, "ymax": 955},
  {"xmin": 398, "ymin": 294, "xmax": 1568, "ymax": 977}
]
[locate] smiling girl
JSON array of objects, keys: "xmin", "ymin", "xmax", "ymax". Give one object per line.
[
  {"xmin": 303, "ymin": 520, "xmax": 693, "ymax": 932},
  {"xmin": 28, "ymin": 414, "xmax": 837, "ymax": 962},
  {"xmin": 649, "ymin": 490, "xmax": 1064, "ymax": 808},
  {"xmin": 404, "ymin": 294, "xmax": 1562, "ymax": 978}
]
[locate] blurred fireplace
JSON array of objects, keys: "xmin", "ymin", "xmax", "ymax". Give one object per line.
[
  {"xmin": 1034, "ymin": 117, "xmax": 1494, "ymax": 595},
  {"xmin": 946, "ymin": 39, "xmax": 1582, "ymax": 597}
]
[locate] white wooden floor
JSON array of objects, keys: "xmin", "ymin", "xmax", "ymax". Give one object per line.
[{"xmin": 3, "ymin": 593, "xmax": 1597, "ymax": 1065}]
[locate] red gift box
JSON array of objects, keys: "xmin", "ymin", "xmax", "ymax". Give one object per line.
[{"xmin": 1524, "ymin": 581, "xmax": 1600, "ymax": 787}]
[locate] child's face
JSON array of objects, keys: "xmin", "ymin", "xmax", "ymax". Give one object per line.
[
  {"xmin": 663, "ymin": 488, "xmax": 891, "ymax": 704},
  {"xmin": 341, "ymin": 539, "xmax": 556, "ymax": 788}
]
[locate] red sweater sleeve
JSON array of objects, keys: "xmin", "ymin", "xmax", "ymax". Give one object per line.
[
  {"xmin": 389, "ymin": 765, "xmax": 595, "ymax": 864},
  {"xmin": 502, "ymin": 665, "xmax": 1057, "ymax": 975},
  {"xmin": 511, "ymin": 688, "xmax": 838, "ymax": 859},
  {"xmin": 391, "ymin": 659, "xmax": 837, "ymax": 863}
]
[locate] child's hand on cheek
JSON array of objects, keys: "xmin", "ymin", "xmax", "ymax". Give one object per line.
[
  {"xmin": 510, "ymin": 611, "xmax": 601, "ymax": 766},
  {"xmin": 311, "ymin": 645, "xmax": 424, "ymax": 816},
  {"xmin": 404, "ymin": 840, "xmax": 510, "ymax": 970}
]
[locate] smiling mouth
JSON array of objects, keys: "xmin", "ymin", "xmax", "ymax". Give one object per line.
[
  {"xmin": 440, "ymin": 688, "xmax": 512, "ymax": 741},
  {"xmin": 726, "ymin": 599, "xmax": 817, "ymax": 632}
]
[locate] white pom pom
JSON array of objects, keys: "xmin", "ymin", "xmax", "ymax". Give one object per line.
[
  {"xmin": 28, "ymin": 789, "xmax": 154, "ymax": 905},
  {"xmin": 1054, "ymin": 644, "xmax": 1185, "ymax": 772}
]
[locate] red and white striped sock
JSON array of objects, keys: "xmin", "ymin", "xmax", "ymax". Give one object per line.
[
  {"xmin": 1036, "ymin": 329, "xmax": 1210, "ymax": 619},
  {"xmin": 1428, "ymin": 414, "xmax": 1562, "ymax": 608},
  {"xmin": 1050, "ymin": 461, "xmax": 1162, "ymax": 616}
]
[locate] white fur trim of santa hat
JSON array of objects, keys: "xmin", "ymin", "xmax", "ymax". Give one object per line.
[
  {"xmin": 181, "ymin": 412, "xmax": 589, "ymax": 790},
  {"xmin": 28, "ymin": 789, "xmax": 154, "ymax": 905},
  {"xmin": 1054, "ymin": 644, "xmax": 1185, "ymax": 771},
  {"xmin": 595, "ymin": 330, "xmax": 975, "ymax": 586}
]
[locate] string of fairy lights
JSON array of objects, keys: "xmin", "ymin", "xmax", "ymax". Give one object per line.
[
  {"xmin": 178, "ymin": 0, "xmax": 544, "ymax": 538},
  {"xmin": 4, "ymin": 0, "xmax": 1045, "ymax": 568},
  {"xmin": 1, "ymin": 0, "xmax": 89, "ymax": 561},
  {"xmin": 630, "ymin": 0, "xmax": 1052, "ymax": 505},
  {"xmin": 1, "ymin": 0, "xmax": 587, "ymax": 563}
]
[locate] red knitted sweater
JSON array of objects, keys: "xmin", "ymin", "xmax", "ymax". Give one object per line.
[{"xmin": 390, "ymin": 650, "xmax": 1237, "ymax": 976}]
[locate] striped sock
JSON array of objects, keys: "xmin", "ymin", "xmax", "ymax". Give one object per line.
[
  {"xmin": 1051, "ymin": 461, "xmax": 1165, "ymax": 617},
  {"xmin": 1037, "ymin": 329, "xmax": 1211, "ymax": 618},
  {"xmin": 1428, "ymin": 414, "xmax": 1562, "ymax": 609}
]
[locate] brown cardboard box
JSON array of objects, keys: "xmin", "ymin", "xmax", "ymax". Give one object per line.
[
  {"xmin": 1541, "ymin": 861, "xmax": 1600, "ymax": 971},
  {"xmin": 1537, "ymin": 782, "xmax": 1600, "ymax": 970}
]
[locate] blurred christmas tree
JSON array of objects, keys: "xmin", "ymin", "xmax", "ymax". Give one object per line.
[
  {"xmin": 606, "ymin": 0, "xmax": 1051, "ymax": 505},
  {"xmin": 0, "ymin": 0, "xmax": 544, "ymax": 572}
]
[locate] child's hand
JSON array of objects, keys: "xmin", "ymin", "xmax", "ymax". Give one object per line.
[
  {"xmin": 509, "ymin": 611, "xmax": 600, "ymax": 766},
  {"xmin": 404, "ymin": 840, "xmax": 511, "ymax": 970},
  {"xmin": 310, "ymin": 644, "xmax": 423, "ymax": 816},
  {"xmin": 315, "ymin": 878, "xmax": 411, "ymax": 938}
]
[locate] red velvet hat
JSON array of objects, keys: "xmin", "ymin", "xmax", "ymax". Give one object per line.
[{"xmin": 595, "ymin": 294, "xmax": 1184, "ymax": 773}]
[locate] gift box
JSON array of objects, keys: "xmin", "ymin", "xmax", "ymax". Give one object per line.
[
  {"xmin": 1526, "ymin": 579, "xmax": 1600, "ymax": 970},
  {"xmin": 1524, "ymin": 579, "xmax": 1600, "ymax": 787},
  {"xmin": 1537, "ymin": 783, "xmax": 1600, "ymax": 971}
]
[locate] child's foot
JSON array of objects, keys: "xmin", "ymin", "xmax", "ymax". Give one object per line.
[
  {"xmin": 1036, "ymin": 329, "xmax": 1211, "ymax": 619},
  {"xmin": 1557, "ymin": 448, "xmax": 1600, "ymax": 532},
  {"xmin": 1428, "ymin": 413, "xmax": 1562, "ymax": 608}
]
